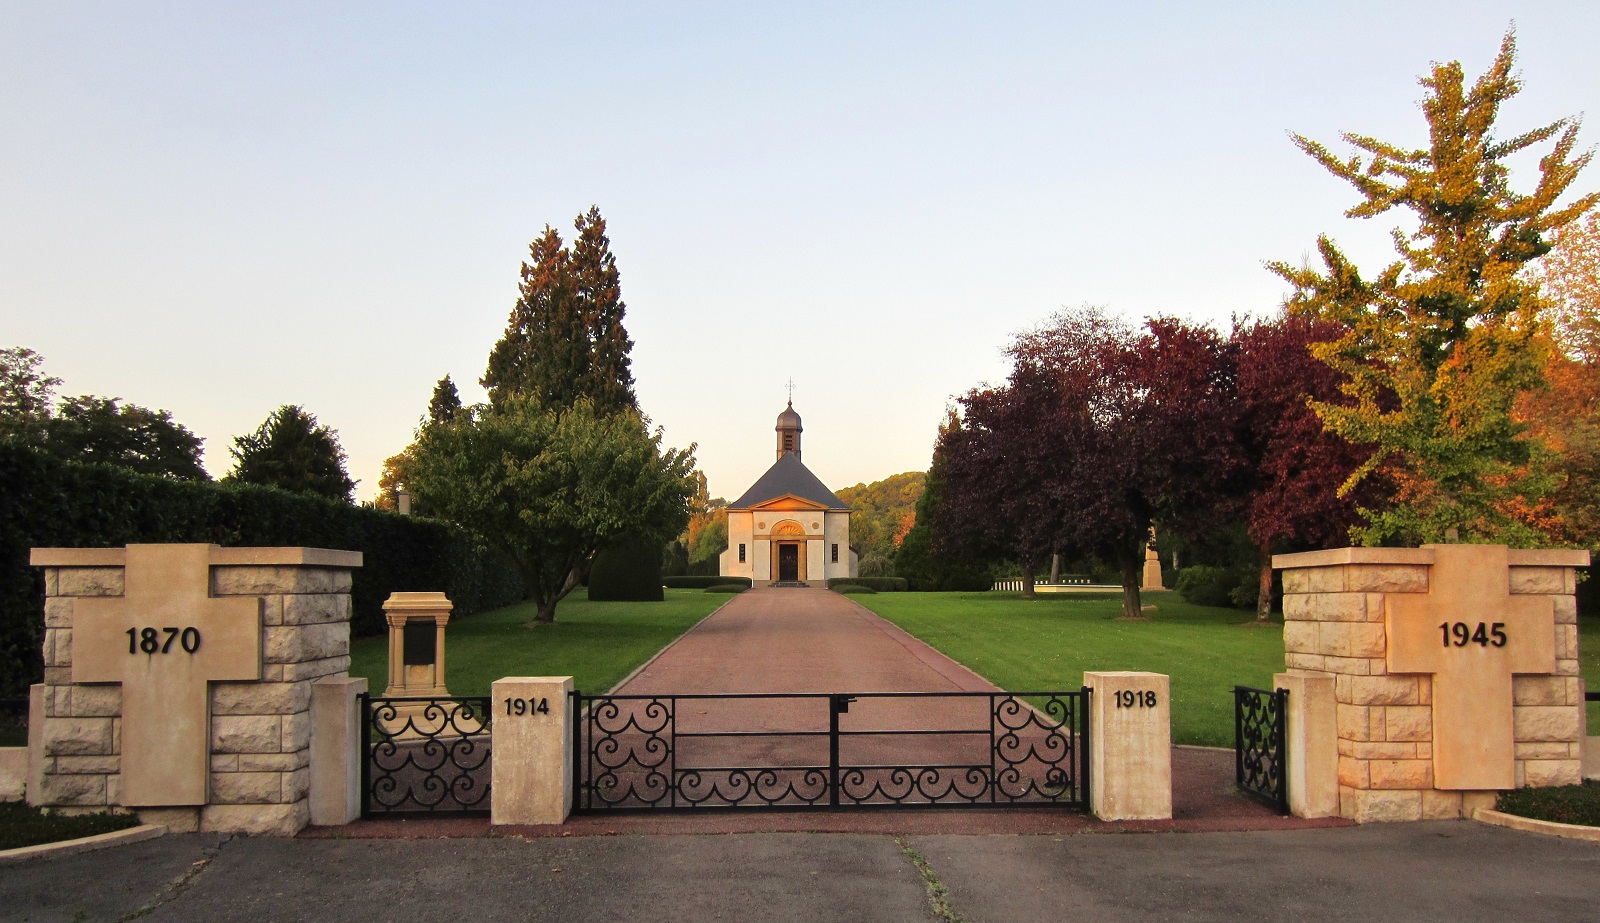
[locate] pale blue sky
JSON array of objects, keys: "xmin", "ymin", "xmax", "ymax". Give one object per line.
[{"xmin": 2, "ymin": 3, "xmax": 1596, "ymax": 502}]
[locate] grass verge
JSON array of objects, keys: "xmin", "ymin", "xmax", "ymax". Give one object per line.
[
  {"xmin": 854, "ymin": 590, "xmax": 1285, "ymax": 747},
  {"xmin": 1496, "ymin": 781, "xmax": 1600, "ymax": 827},
  {"xmin": 0, "ymin": 801, "xmax": 141, "ymax": 851},
  {"xmin": 348, "ymin": 588, "xmax": 729, "ymax": 697}
]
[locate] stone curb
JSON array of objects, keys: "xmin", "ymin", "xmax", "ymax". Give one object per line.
[
  {"xmin": 0, "ymin": 823, "xmax": 167, "ymax": 865},
  {"xmin": 1473, "ymin": 808, "xmax": 1600, "ymax": 843}
]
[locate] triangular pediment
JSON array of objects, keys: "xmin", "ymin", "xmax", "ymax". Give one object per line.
[{"xmin": 749, "ymin": 494, "xmax": 829, "ymax": 512}]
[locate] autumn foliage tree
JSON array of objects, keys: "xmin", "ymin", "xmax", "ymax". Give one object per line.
[
  {"xmin": 1230, "ymin": 314, "xmax": 1372, "ymax": 620},
  {"xmin": 1270, "ymin": 32, "xmax": 1595, "ymax": 546},
  {"xmin": 933, "ymin": 307, "xmax": 1239, "ymax": 617}
]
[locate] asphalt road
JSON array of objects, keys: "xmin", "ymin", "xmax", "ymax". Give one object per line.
[{"xmin": 4, "ymin": 821, "xmax": 1598, "ymax": 923}]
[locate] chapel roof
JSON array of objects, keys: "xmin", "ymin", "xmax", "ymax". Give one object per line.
[{"xmin": 729, "ymin": 453, "xmax": 849, "ymax": 511}]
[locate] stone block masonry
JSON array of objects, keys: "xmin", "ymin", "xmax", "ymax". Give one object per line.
[
  {"xmin": 1275, "ymin": 545, "xmax": 1588, "ymax": 824},
  {"xmin": 28, "ymin": 544, "xmax": 361, "ymax": 836}
]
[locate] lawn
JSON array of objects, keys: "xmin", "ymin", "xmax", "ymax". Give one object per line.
[
  {"xmin": 348, "ymin": 588, "xmax": 731, "ymax": 698},
  {"xmin": 854, "ymin": 590, "xmax": 1290, "ymax": 747}
]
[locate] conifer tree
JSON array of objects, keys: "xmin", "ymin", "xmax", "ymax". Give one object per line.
[
  {"xmin": 228, "ymin": 405, "xmax": 356, "ymax": 502},
  {"xmin": 482, "ymin": 207, "xmax": 637, "ymax": 414},
  {"xmin": 1269, "ymin": 33, "xmax": 1596, "ymax": 545},
  {"xmin": 428, "ymin": 375, "xmax": 463, "ymax": 425}
]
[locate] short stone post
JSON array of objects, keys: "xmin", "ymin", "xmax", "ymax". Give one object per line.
[
  {"xmin": 490, "ymin": 677, "xmax": 574, "ymax": 826},
  {"xmin": 309, "ymin": 676, "xmax": 367, "ymax": 825},
  {"xmin": 1274, "ymin": 672, "xmax": 1338, "ymax": 818},
  {"xmin": 1084, "ymin": 671, "xmax": 1172, "ymax": 820}
]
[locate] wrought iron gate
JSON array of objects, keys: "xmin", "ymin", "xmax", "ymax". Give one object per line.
[
  {"xmin": 360, "ymin": 694, "xmax": 493, "ymax": 816},
  {"xmin": 572, "ymin": 690, "xmax": 1090, "ymax": 812},
  {"xmin": 1233, "ymin": 685, "xmax": 1287, "ymax": 813}
]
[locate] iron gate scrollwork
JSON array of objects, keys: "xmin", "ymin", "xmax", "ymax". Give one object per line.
[
  {"xmin": 1234, "ymin": 685, "xmax": 1288, "ymax": 814},
  {"xmin": 361, "ymin": 694, "xmax": 492, "ymax": 816},
  {"xmin": 572, "ymin": 689, "xmax": 1090, "ymax": 812}
]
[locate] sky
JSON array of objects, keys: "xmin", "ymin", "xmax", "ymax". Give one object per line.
[{"xmin": 3, "ymin": 2, "xmax": 1598, "ymax": 503}]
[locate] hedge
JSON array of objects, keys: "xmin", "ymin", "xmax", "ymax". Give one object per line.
[
  {"xmin": 826, "ymin": 577, "xmax": 908, "ymax": 592},
  {"xmin": 0, "ymin": 439, "xmax": 525, "ymax": 697},
  {"xmin": 664, "ymin": 576, "xmax": 752, "ymax": 589},
  {"xmin": 588, "ymin": 538, "xmax": 664, "ymax": 601}
]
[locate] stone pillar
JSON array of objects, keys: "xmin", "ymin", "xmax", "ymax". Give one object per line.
[
  {"xmin": 28, "ymin": 544, "xmax": 361, "ymax": 836},
  {"xmin": 1274, "ymin": 672, "xmax": 1337, "ymax": 818},
  {"xmin": 1275, "ymin": 545, "xmax": 1588, "ymax": 823},
  {"xmin": 310, "ymin": 676, "xmax": 367, "ymax": 825},
  {"xmin": 491, "ymin": 676, "xmax": 574, "ymax": 826},
  {"xmin": 1083, "ymin": 671, "xmax": 1172, "ymax": 820}
]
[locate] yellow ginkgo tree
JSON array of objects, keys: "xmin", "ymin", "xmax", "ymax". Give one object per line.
[{"xmin": 1269, "ymin": 32, "xmax": 1597, "ymax": 547}]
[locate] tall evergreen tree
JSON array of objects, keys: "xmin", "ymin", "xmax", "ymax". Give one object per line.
[
  {"xmin": 428, "ymin": 375, "xmax": 463, "ymax": 425},
  {"xmin": 1269, "ymin": 32, "xmax": 1596, "ymax": 545},
  {"xmin": 482, "ymin": 207, "xmax": 638, "ymax": 414},
  {"xmin": 228, "ymin": 405, "xmax": 356, "ymax": 502}
]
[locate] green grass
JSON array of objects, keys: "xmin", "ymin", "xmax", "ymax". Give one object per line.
[
  {"xmin": 0, "ymin": 801, "xmax": 141, "ymax": 851},
  {"xmin": 348, "ymin": 588, "xmax": 730, "ymax": 698},
  {"xmin": 1497, "ymin": 780, "xmax": 1600, "ymax": 827},
  {"xmin": 854, "ymin": 590, "xmax": 1286, "ymax": 747}
]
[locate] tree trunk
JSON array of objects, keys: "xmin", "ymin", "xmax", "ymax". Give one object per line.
[
  {"xmin": 1021, "ymin": 560, "xmax": 1037, "ymax": 599},
  {"xmin": 1256, "ymin": 541, "xmax": 1274, "ymax": 623},
  {"xmin": 1116, "ymin": 543, "xmax": 1144, "ymax": 619},
  {"xmin": 1049, "ymin": 553, "xmax": 1061, "ymax": 585},
  {"xmin": 532, "ymin": 597, "xmax": 558, "ymax": 624}
]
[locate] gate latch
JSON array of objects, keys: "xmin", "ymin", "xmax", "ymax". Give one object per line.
[{"xmin": 831, "ymin": 695, "xmax": 857, "ymax": 715}]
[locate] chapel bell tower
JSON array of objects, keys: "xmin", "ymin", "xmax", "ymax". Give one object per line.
[{"xmin": 776, "ymin": 402, "xmax": 802, "ymax": 460}]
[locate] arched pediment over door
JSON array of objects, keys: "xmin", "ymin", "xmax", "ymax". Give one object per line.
[{"xmin": 772, "ymin": 520, "xmax": 806, "ymax": 538}]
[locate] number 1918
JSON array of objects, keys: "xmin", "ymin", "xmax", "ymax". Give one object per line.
[{"xmin": 1115, "ymin": 690, "xmax": 1158, "ymax": 708}]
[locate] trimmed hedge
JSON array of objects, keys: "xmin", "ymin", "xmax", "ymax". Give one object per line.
[
  {"xmin": 833, "ymin": 585, "xmax": 877, "ymax": 595},
  {"xmin": 664, "ymin": 576, "xmax": 752, "ymax": 589},
  {"xmin": 826, "ymin": 577, "xmax": 908, "ymax": 592},
  {"xmin": 0, "ymin": 439, "xmax": 525, "ymax": 697},
  {"xmin": 588, "ymin": 539, "xmax": 664, "ymax": 601},
  {"xmin": 705, "ymin": 584, "xmax": 747, "ymax": 593}
]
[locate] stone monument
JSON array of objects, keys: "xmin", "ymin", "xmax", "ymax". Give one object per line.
[
  {"xmin": 1274, "ymin": 544, "xmax": 1587, "ymax": 822},
  {"xmin": 28, "ymin": 543, "xmax": 363, "ymax": 835}
]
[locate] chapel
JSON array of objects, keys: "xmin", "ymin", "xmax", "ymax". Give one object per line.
[{"xmin": 719, "ymin": 402, "xmax": 857, "ymax": 586}]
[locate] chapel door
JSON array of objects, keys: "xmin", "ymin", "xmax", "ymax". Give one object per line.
[{"xmin": 777, "ymin": 543, "xmax": 799, "ymax": 582}]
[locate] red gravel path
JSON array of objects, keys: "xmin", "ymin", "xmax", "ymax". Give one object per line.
[{"xmin": 308, "ymin": 588, "xmax": 1353, "ymax": 838}]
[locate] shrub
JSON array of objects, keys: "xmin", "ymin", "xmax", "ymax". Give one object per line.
[
  {"xmin": 834, "ymin": 584, "xmax": 877, "ymax": 595},
  {"xmin": 705, "ymin": 584, "xmax": 747, "ymax": 593},
  {"xmin": 587, "ymin": 538, "xmax": 664, "ymax": 601},
  {"xmin": 1176, "ymin": 566, "xmax": 1241, "ymax": 608},
  {"xmin": 826, "ymin": 577, "xmax": 908, "ymax": 592},
  {"xmin": 665, "ymin": 576, "xmax": 752, "ymax": 589},
  {"xmin": 0, "ymin": 439, "xmax": 525, "ymax": 697}
]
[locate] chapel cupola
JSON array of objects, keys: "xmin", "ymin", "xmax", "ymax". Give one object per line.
[{"xmin": 775, "ymin": 401, "xmax": 802, "ymax": 460}]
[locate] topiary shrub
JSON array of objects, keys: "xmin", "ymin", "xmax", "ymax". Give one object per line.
[
  {"xmin": 666, "ymin": 575, "xmax": 752, "ymax": 589},
  {"xmin": 705, "ymin": 583, "xmax": 747, "ymax": 593},
  {"xmin": 826, "ymin": 577, "xmax": 908, "ymax": 592},
  {"xmin": 587, "ymin": 538, "xmax": 664, "ymax": 601},
  {"xmin": 834, "ymin": 584, "xmax": 877, "ymax": 595}
]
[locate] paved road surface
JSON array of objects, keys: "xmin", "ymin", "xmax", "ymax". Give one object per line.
[{"xmin": 5, "ymin": 822, "xmax": 1597, "ymax": 922}]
